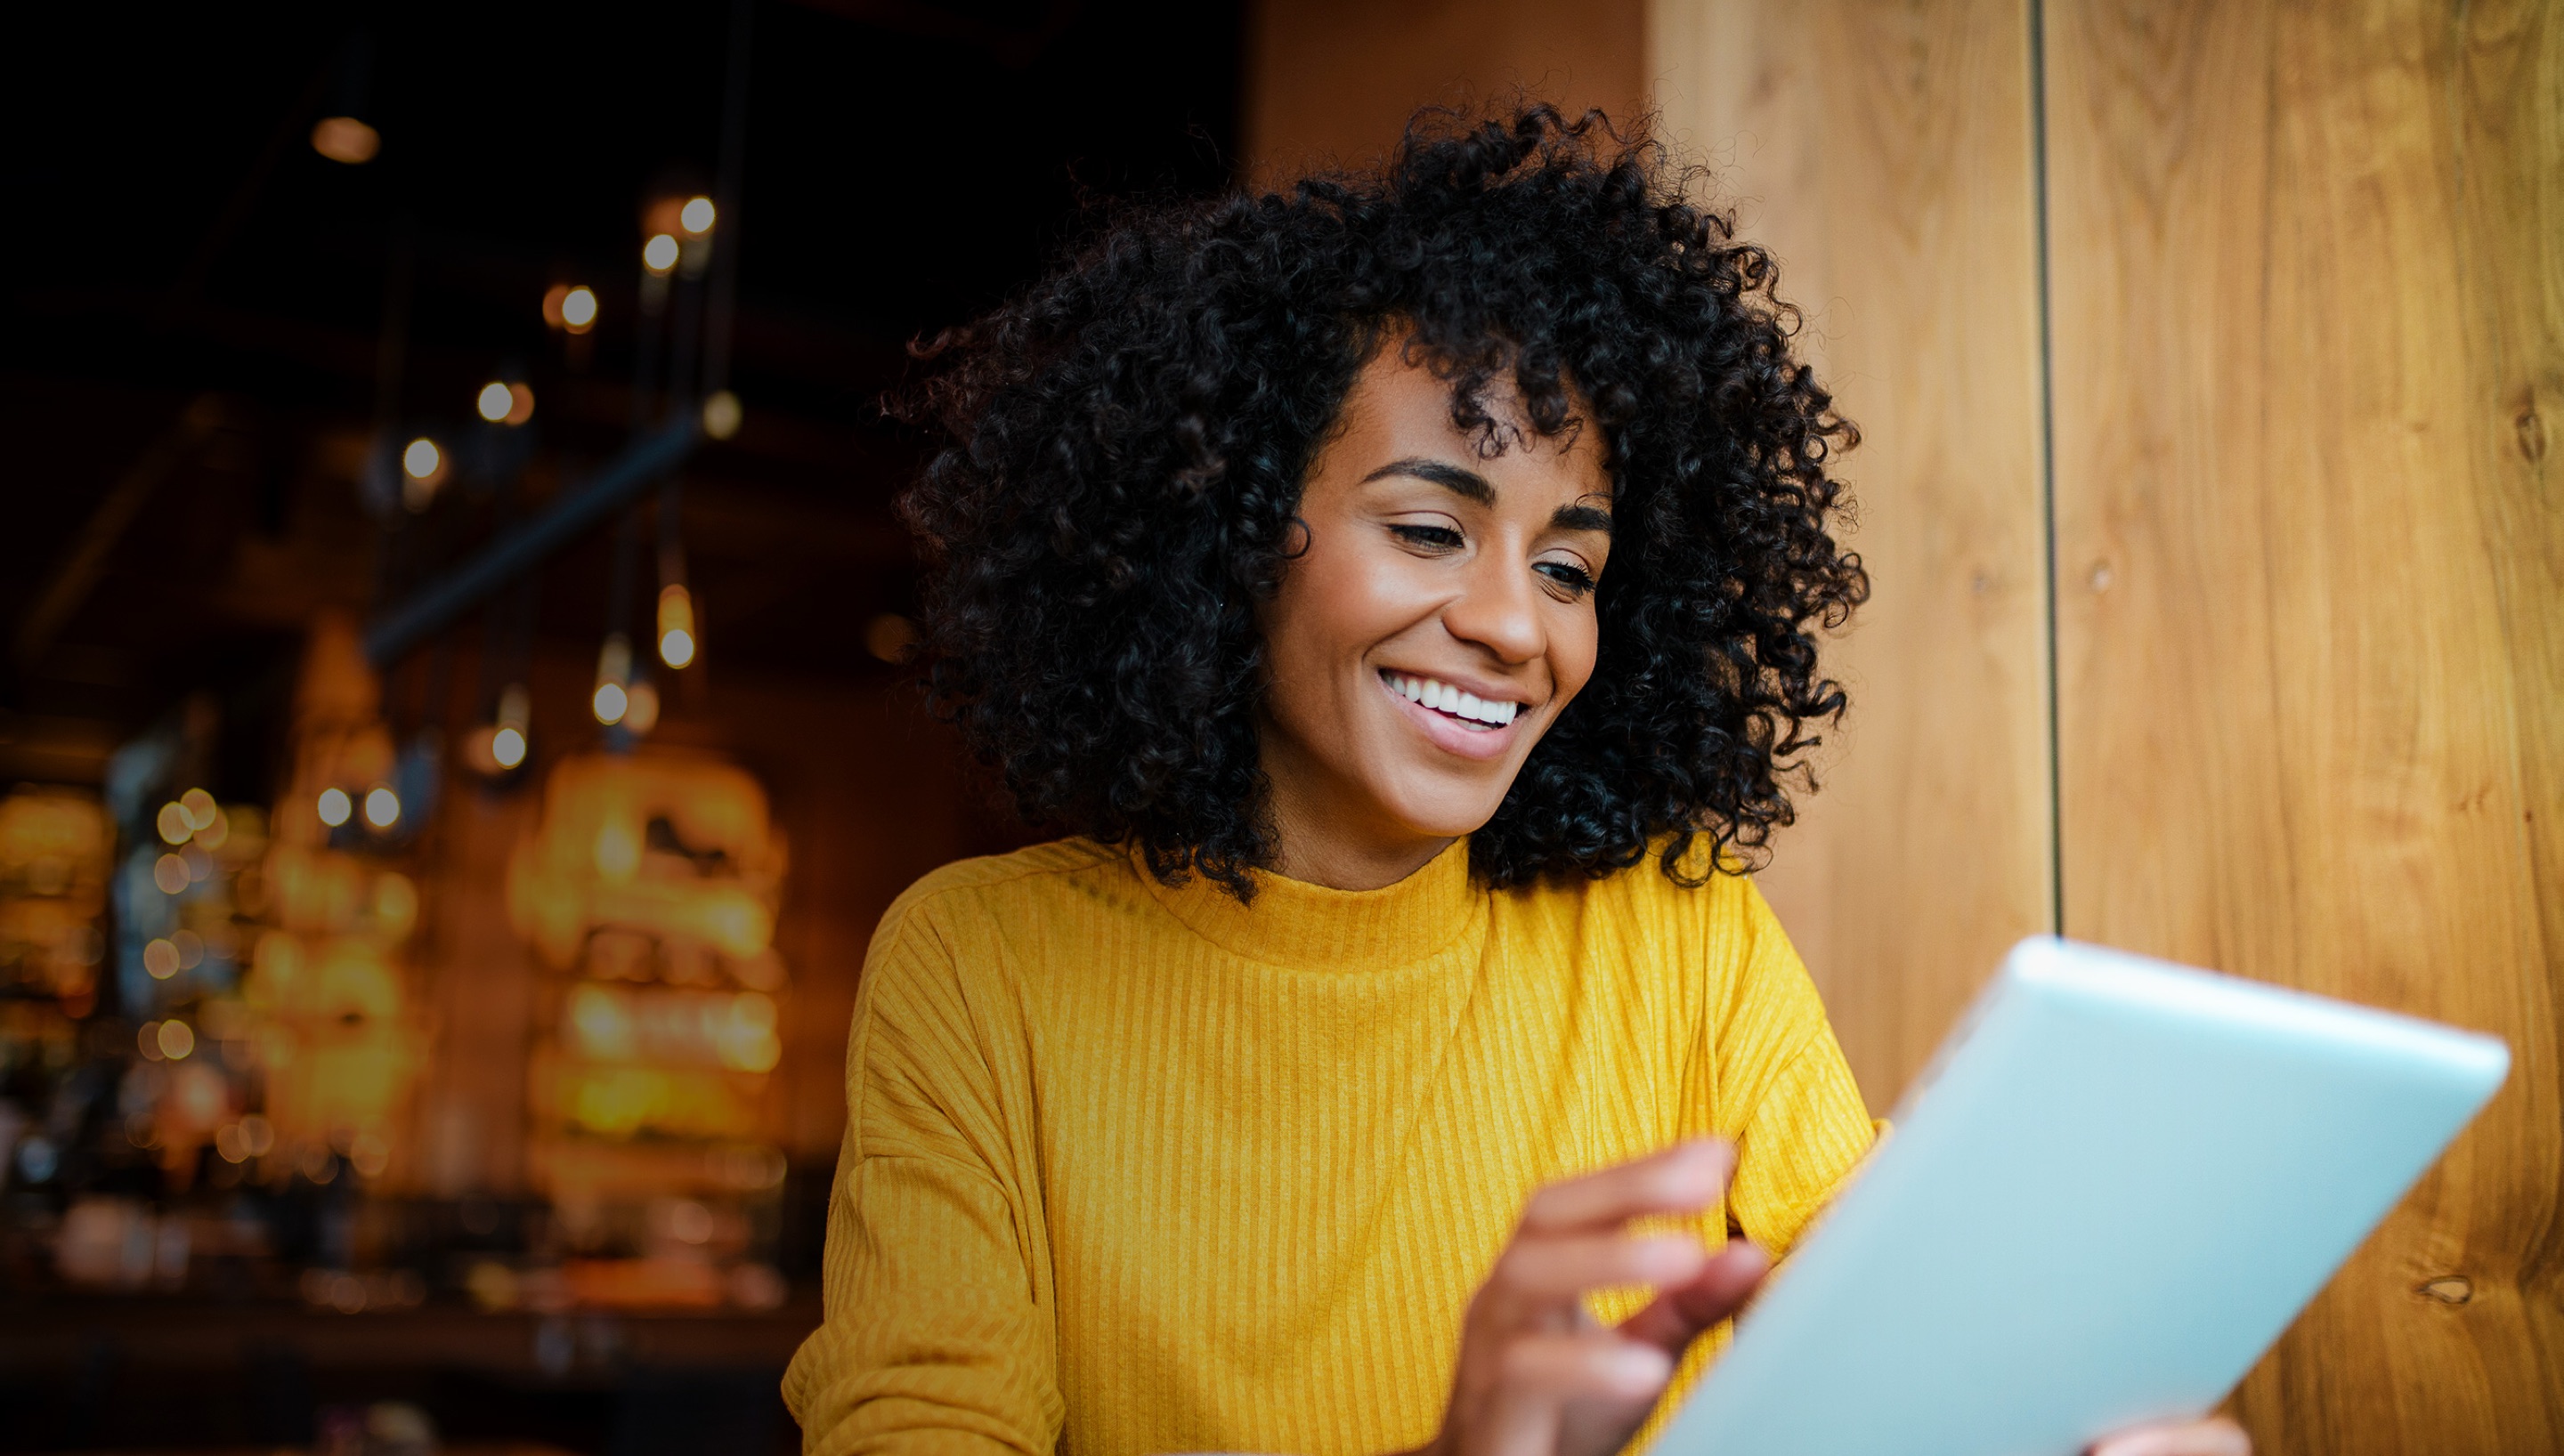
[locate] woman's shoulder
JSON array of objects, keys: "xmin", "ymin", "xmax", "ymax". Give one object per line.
[
  {"xmin": 870, "ymin": 837, "xmax": 1136, "ymax": 950},
  {"xmin": 886, "ymin": 836, "xmax": 1127, "ymax": 915}
]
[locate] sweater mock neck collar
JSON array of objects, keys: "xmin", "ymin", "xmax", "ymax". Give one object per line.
[{"xmin": 1140, "ymin": 837, "xmax": 1483, "ymax": 969}]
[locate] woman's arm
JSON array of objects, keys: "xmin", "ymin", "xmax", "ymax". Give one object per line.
[{"xmin": 783, "ymin": 915, "xmax": 1061, "ymax": 1456}]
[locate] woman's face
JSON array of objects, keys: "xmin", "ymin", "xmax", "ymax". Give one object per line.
[{"xmin": 1255, "ymin": 343, "xmax": 1613, "ymax": 887}]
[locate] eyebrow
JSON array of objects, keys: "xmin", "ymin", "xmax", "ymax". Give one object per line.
[{"xmin": 1361, "ymin": 457, "xmax": 1615, "ymax": 536}]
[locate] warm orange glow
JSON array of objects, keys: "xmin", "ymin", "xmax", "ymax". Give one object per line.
[
  {"xmin": 657, "ymin": 585, "xmax": 697, "ymax": 668},
  {"xmin": 157, "ymin": 802, "xmax": 191, "ymax": 845},
  {"xmin": 623, "ymin": 678, "xmax": 661, "ymax": 735},
  {"xmin": 545, "ymin": 283, "xmax": 600, "ymax": 334},
  {"xmin": 311, "ymin": 116, "xmax": 379, "ymax": 164},
  {"xmin": 180, "ymin": 789, "xmax": 217, "ymax": 830},
  {"xmin": 593, "ymin": 817, "xmax": 642, "ymax": 881},
  {"xmin": 505, "ymin": 750, "xmax": 788, "ymax": 968},
  {"xmin": 157, "ymin": 1020, "xmax": 196, "ymax": 1060},
  {"xmin": 152, "ymin": 853, "xmax": 190, "ymax": 895}
]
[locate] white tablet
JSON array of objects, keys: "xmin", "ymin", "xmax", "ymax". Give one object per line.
[{"xmin": 1658, "ymin": 936, "xmax": 2508, "ymax": 1456}]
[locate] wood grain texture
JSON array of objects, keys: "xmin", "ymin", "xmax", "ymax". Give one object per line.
[
  {"xmin": 1651, "ymin": 0, "xmax": 2056, "ymax": 1111},
  {"xmin": 1242, "ymin": 0, "xmax": 1646, "ymax": 181},
  {"xmin": 2044, "ymin": 2, "xmax": 2564, "ymax": 1451}
]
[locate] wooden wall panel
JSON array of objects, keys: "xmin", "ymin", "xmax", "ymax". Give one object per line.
[
  {"xmin": 1651, "ymin": 0, "xmax": 2055, "ymax": 1110},
  {"xmin": 2045, "ymin": 3, "xmax": 2564, "ymax": 1452},
  {"xmin": 1243, "ymin": 0, "xmax": 1645, "ymax": 181}
]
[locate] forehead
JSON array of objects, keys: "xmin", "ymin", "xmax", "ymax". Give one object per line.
[{"xmin": 1335, "ymin": 343, "xmax": 1610, "ymax": 496}]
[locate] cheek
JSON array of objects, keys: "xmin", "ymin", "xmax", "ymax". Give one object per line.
[
  {"xmin": 1267, "ymin": 535, "xmax": 1430, "ymax": 679},
  {"xmin": 1547, "ymin": 611, "xmax": 1602, "ymax": 708}
]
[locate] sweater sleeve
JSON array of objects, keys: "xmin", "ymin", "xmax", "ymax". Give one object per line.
[
  {"xmin": 783, "ymin": 897, "xmax": 1064, "ymax": 1456},
  {"xmin": 1705, "ymin": 878, "xmax": 1878, "ymax": 1258}
]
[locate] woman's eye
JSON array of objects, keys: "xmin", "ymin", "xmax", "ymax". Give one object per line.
[
  {"xmin": 1536, "ymin": 561, "xmax": 1598, "ymax": 595},
  {"xmin": 1389, "ymin": 523, "xmax": 1465, "ymax": 551}
]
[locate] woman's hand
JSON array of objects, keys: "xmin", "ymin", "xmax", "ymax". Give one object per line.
[
  {"xmin": 1407, "ymin": 1138, "xmax": 2258, "ymax": 1456},
  {"xmin": 1410, "ymin": 1139, "xmax": 1766, "ymax": 1456}
]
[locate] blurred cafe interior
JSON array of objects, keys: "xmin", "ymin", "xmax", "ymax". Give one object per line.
[{"xmin": 0, "ymin": 3, "xmax": 1237, "ymax": 1449}]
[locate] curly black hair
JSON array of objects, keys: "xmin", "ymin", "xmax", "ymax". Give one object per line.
[{"xmin": 901, "ymin": 103, "xmax": 1866, "ymax": 900}]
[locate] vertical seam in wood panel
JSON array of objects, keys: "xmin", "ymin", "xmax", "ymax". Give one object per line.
[{"xmin": 2030, "ymin": 0, "xmax": 2065, "ymax": 938}]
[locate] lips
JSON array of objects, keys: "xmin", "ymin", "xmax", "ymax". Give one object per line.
[{"xmin": 1377, "ymin": 669, "xmax": 1529, "ymax": 761}]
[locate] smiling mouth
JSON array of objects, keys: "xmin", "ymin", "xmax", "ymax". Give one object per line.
[{"xmin": 1379, "ymin": 669, "xmax": 1522, "ymax": 730}]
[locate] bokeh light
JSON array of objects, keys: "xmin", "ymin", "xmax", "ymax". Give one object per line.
[
  {"xmin": 701, "ymin": 389, "xmax": 742, "ymax": 440},
  {"xmin": 317, "ymin": 787, "xmax": 353, "ymax": 827},
  {"xmin": 311, "ymin": 116, "xmax": 379, "ymax": 164}
]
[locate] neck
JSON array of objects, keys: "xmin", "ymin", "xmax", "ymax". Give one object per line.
[{"xmin": 1260, "ymin": 740, "xmax": 1455, "ymax": 892}]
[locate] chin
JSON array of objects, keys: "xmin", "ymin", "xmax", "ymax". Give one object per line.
[{"xmin": 1382, "ymin": 784, "xmax": 1512, "ymax": 843}]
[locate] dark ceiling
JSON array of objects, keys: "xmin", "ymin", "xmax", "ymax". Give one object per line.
[{"xmin": 0, "ymin": 0, "xmax": 1241, "ymax": 792}]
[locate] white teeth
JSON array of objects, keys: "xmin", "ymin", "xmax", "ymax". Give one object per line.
[{"xmin": 1385, "ymin": 673, "xmax": 1521, "ymax": 726}]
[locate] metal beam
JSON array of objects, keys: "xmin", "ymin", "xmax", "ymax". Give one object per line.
[{"xmin": 363, "ymin": 417, "xmax": 700, "ymax": 666}]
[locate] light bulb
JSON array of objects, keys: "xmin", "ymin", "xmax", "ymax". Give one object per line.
[
  {"xmin": 552, "ymin": 284, "xmax": 598, "ymax": 333},
  {"xmin": 701, "ymin": 389, "xmax": 742, "ymax": 440},
  {"xmin": 364, "ymin": 787, "xmax": 401, "ymax": 828},
  {"xmin": 659, "ymin": 628, "xmax": 695, "ymax": 669},
  {"xmin": 317, "ymin": 787, "xmax": 353, "ymax": 827},
  {"xmin": 657, "ymin": 585, "xmax": 697, "ymax": 667},
  {"xmin": 311, "ymin": 116, "xmax": 379, "ymax": 165}
]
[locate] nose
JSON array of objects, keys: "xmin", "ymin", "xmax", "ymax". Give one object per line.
[{"xmin": 1439, "ymin": 548, "xmax": 1545, "ymax": 666}]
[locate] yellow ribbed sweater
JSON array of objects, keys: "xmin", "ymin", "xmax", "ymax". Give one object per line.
[{"xmin": 783, "ymin": 836, "xmax": 1875, "ymax": 1456}]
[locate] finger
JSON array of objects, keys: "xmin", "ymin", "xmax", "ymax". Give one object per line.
[
  {"xmin": 1479, "ymin": 1233, "xmax": 1709, "ymax": 1324},
  {"xmin": 2089, "ymin": 1416, "xmax": 2252, "ymax": 1456},
  {"xmin": 1615, "ymin": 1239, "xmax": 1771, "ymax": 1354},
  {"xmin": 1497, "ymin": 1330, "xmax": 1675, "ymax": 1404},
  {"xmin": 1517, "ymin": 1140, "xmax": 1736, "ymax": 1235}
]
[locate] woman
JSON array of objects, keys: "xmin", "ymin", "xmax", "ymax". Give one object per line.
[{"xmin": 783, "ymin": 108, "xmax": 2245, "ymax": 1456}]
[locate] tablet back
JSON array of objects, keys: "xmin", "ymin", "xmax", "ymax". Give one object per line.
[{"xmin": 1656, "ymin": 937, "xmax": 2509, "ymax": 1456}]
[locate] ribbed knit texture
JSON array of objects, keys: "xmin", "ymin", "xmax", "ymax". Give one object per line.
[{"xmin": 783, "ymin": 837, "xmax": 1876, "ymax": 1456}]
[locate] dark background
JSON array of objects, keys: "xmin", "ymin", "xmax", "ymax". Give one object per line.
[{"xmin": 0, "ymin": 0, "xmax": 1243, "ymax": 793}]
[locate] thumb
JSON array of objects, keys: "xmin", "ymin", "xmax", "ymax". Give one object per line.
[{"xmin": 1614, "ymin": 1239, "xmax": 1769, "ymax": 1356}]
